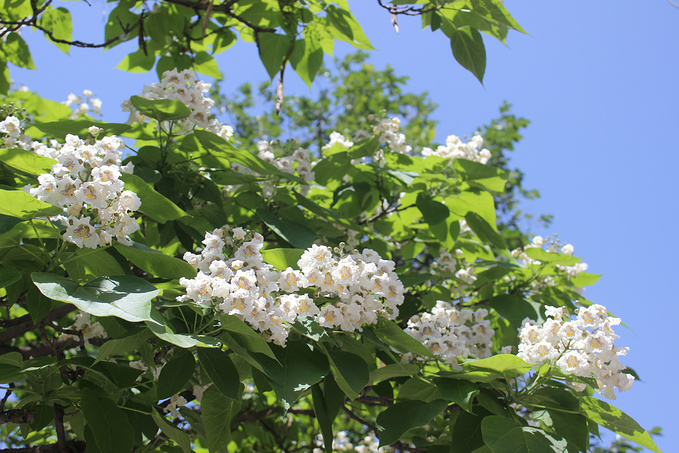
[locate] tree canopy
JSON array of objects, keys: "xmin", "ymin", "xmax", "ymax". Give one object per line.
[{"xmin": 0, "ymin": 1, "xmax": 662, "ymax": 452}]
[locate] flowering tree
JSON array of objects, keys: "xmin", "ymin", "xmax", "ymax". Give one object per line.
[{"xmin": 0, "ymin": 1, "xmax": 663, "ymax": 453}]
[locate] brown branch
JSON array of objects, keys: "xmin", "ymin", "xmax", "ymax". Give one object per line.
[
  {"xmin": 0, "ymin": 305, "xmax": 76, "ymax": 344},
  {"xmin": 53, "ymin": 404, "xmax": 68, "ymax": 452},
  {"xmin": 0, "ymin": 336, "xmax": 79, "ymax": 360},
  {"xmin": 0, "ymin": 408, "xmax": 36, "ymax": 424}
]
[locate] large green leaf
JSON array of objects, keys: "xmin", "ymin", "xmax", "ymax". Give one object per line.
[
  {"xmin": 39, "ymin": 6, "xmax": 73, "ymax": 54},
  {"xmin": 256, "ymin": 209, "xmax": 317, "ymax": 249},
  {"xmin": 312, "ymin": 384, "xmax": 334, "ymax": 453},
  {"xmin": 416, "ymin": 193, "xmax": 450, "ymax": 225},
  {"xmin": 157, "ymin": 348, "xmax": 196, "ymax": 399},
  {"xmin": 449, "ymin": 26, "xmax": 486, "ymax": 83},
  {"xmin": 95, "ymin": 327, "xmax": 152, "ymax": 364},
  {"xmin": 32, "ymin": 120, "xmax": 132, "ymax": 139},
  {"xmin": 81, "ymin": 388, "xmax": 134, "ymax": 453},
  {"xmin": 580, "ymin": 397, "xmax": 661, "ymax": 453},
  {"xmin": 32, "ymin": 273, "xmax": 160, "ymax": 324},
  {"xmin": 523, "ymin": 248, "xmax": 581, "ymax": 266},
  {"xmin": 202, "ymin": 386, "xmax": 240, "ymax": 453},
  {"xmin": 220, "ymin": 315, "xmax": 278, "ymax": 360},
  {"xmin": 116, "ymin": 49, "xmax": 156, "ymax": 73},
  {"xmin": 449, "ymin": 407, "xmax": 491, "ymax": 453},
  {"xmin": 370, "ymin": 317, "xmax": 433, "ymax": 357},
  {"xmin": 0, "ymin": 189, "xmax": 62, "ymax": 220},
  {"xmin": 481, "ymin": 415, "xmax": 568, "ymax": 452},
  {"xmin": 259, "ymin": 341, "xmax": 328, "ymax": 410},
  {"xmin": 0, "ymin": 148, "xmax": 55, "ymax": 176},
  {"xmin": 197, "ymin": 348, "xmax": 240, "ymax": 399},
  {"xmin": 120, "ymin": 173, "xmax": 187, "ymax": 223},
  {"xmin": 148, "ymin": 310, "xmax": 220, "ymax": 348},
  {"xmin": 463, "ymin": 354, "xmax": 532, "ymax": 376},
  {"xmin": 257, "ymin": 32, "xmax": 292, "ymax": 79},
  {"xmin": 488, "ymin": 294, "xmax": 542, "ymax": 328},
  {"xmin": 433, "ymin": 378, "xmax": 479, "ymax": 413},
  {"xmin": 369, "ymin": 363, "xmax": 420, "ymax": 385},
  {"xmin": 465, "ymin": 211, "xmax": 505, "ymax": 249},
  {"xmin": 326, "ymin": 5, "xmax": 373, "ymax": 50},
  {"xmin": 114, "ymin": 241, "xmax": 196, "ymax": 279},
  {"xmin": 326, "ymin": 350, "xmax": 369, "ymax": 400},
  {"xmin": 376, "ymin": 399, "xmax": 448, "ymax": 446},
  {"xmin": 260, "ymin": 248, "xmax": 304, "ymax": 270},
  {"xmin": 290, "ymin": 38, "xmax": 324, "ymax": 87},
  {"xmin": 532, "ymin": 409, "xmax": 588, "ymax": 453},
  {"xmin": 0, "ymin": 267, "xmax": 22, "ymax": 289},
  {"xmin": 152, "ymin": 409, "xmax": 192, "ymax": 453},
  {"xmin": 4, "ymin": 32, "xmax": 35, "ymax": 69},
  {"xmin": 129, "ymin": 96, "xmax": 191, "ymax": 122}
]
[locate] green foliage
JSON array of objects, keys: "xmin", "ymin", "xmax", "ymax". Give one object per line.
[{"xmin": 0, "ymin": 4, "xmax": 660, "ymax": 452}]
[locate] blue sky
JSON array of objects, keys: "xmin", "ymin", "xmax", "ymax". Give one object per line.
[{"xmin": 11, "ymin": 1, "xmax": 679, "ymax": 451}]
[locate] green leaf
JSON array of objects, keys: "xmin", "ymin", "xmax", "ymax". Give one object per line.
[
  {"xmin": 312, "ymin": 384, "xmax": 334, "ymax": 453},
  {"xmin": 416, "ymin": 193, "xmax": 450, "ymax": 225},
  {"xmin": 157, "ymin": 348, "xmax": 196, "ymax": 399},
  {"xmin": 488, "ymin": 294, "xmax": 542, "ymax": 328},
  {"xmin": 0, "ymin": 148, "xmax": 56, "ymax": 176},
  {"xmin": 39, "ymin": 6, "xmax": 73, "ymax": 54},
  {"xmin": 369, "ymin": 363, "xmax": 420, "ymax": 385},
  {"xmin": 129, "ymin": 95, "xmax": 191, "ymax": 122},
  {"xmin": 192, "ymin": 130, "xmax": 296, "ymax": 179},
  {"xmin": 116, "ymin": 49, "xmax": 156, "ymax": 73},
  {"xmin": 0, "ymin": 189, "xmax": 62, "ymax": 220},
  {"xmin": 449, "ymin": 26, "xmax": 486, "ymax": 83},
  {"xmin": 532, "ymin": 409, "xmax": 588, "ymax": 453},
  {"xmin": 197, "ymin": 348, "xmax": 240, "ymax": 399},
  {"xmin": 0, "ymin": 267, "xmax": 22, "ymax": 289},
  {"xmin": 32, "ymin": 273, "xmax": 160, "ymax": 324},
  {"xmin": 95, "ymin": 327, "xmax": 152, "ymax": 364},
  {"xmin": 580, "ymin": 397, "xmax": 661, "ymax": 453},
  {"xmin": 326, "ymin": 5, "xmax": 373, "ymax": 50},
  {"xmin": 202, "ymin": 386, "xmax": 240, "ymax": 453},
  {"xmin": 256, "ymin": 209, "xmax": 317, "ymax": 249},
  {"xmin": 81, "ymin": 388, "xmax": 134, "ymax": 453},
  {"xmin": 481, "ymin": 415, "xmax": 568, "ymax": 452},
  {"xmin": 120, "ymin": 173, "xmax": 187, "ymax": 223},
  {"xmin": 376, "ymin": 399, "xmax": 448, "ymax": 446},
  {"xmin": 569, "ymin": 272, "xmax": 601, "ymax": 287},
  {"xmin": 463, "ymin": 354, "xmax": 532, "ymax": 376},
  {"xmin": 4, "ymin": 33, "xmax": 35, "ymax": 69},
  {"xmin": 257, "ymin": 32, "xmax": 292, "ymax": 79},
  {"xmin": 31, "ymin": 120, "xmax": 132, "ymax": 139},
  {"xmin": 260, "ymin": 248, "xmax": 304, "ymax": 270},
  {"xmin": 449, "ymin": 407, "xmax": 491, "ymax": 453},
  {"xmin": 26, "ymin": 283, "xmax": 53, "ymax": 324},
  {"xmin": 113, "ymin": 241, "xmax": 196, "ymax": 279},
  {"xmin": 326, "ymin": 350, "xmax": 369, "ymax": 400},
  {"xmin": 290, "ymin": 38, "xmax": 324, "ymax": 87},
  {"xmin": 152, "ymin": 409, "xmax": 192, "ymax": 453},
  {"xmin": 433, "ymin": 378, "xmax": 479, "ymax": 413},
  {"xmin": 397, "ymin": 376, "xmax": 441, "ymax": 402},
  {"xmin": 60, "ymin": 247, "xmax": 127, "ymax": 283},
  {"xmin": 259, "ymin": 341, "xmax": 328, "ymax": 410},
  {"xmin": 465, "ymin": 211, "xmax": 505, "ymax": 249},
  {"xmin": 453, "ymin": 158, "xmax": 507, "ymax": 192},
  {"xmin": 523, "ymin": 248, "xmax": 581, "ymax": 266},
  {"xmin": 370, "ymin": 317, "xmax": 433, "ymax": 357},
  {"xmin": 194, "ymin": 51, "xmax": 223, "ymax": 79}
]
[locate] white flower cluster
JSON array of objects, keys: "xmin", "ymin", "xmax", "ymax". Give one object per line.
[
  {"xmin": 406, "ymin": 302, "xmax": 494, "ymax": 366},
  {"xmin": 313, "ymin": 431, "xmax": 384, "ymax": 453},
  {"xmin": 122, "ymin": 69, "xmax": 233, "ymax": 139},
  {"xmin": 63, "ymin": 90, "xmax": 102, "ymax": 117},
  {"xmin": 0, "ymin": 115, "xmax": 23, "ymax": 147},
  {"xmin": 322, "ymin": 131, "xmax": 354, "ymax": 150},
  {"xmin": 373, "ymin": 117, "xmax": 411, "ymax": 154},
  {"xmin": 178, "ymin": 227, "xmax": 404, "ymax": 345},
  {"xmin": 422, "ymin": 133, "xmax": 491, "ymax": 164},
  {"xmin": 27, "ymin": 131, "xmax": 141, "ymax": 248},
  {"xmin": 70, "ymin": 312, "xmax": 106, "ymax": 346},
  {"xmin": 517, "ymin": 304, "xmax": 634, "ymax": 399},
  {"xmin": 254, "ymin": 140, "xmax": 315, "ymax": 195}
]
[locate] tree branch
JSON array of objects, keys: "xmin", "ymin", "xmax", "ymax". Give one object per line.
[{"xmin": 0, "ymin": 305, "xmax": 76, "ymax": 344}]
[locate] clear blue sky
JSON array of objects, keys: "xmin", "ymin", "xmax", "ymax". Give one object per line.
[{"xmin": 11, "ymin": 1, "xmax": 679, "ymax": 451}]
